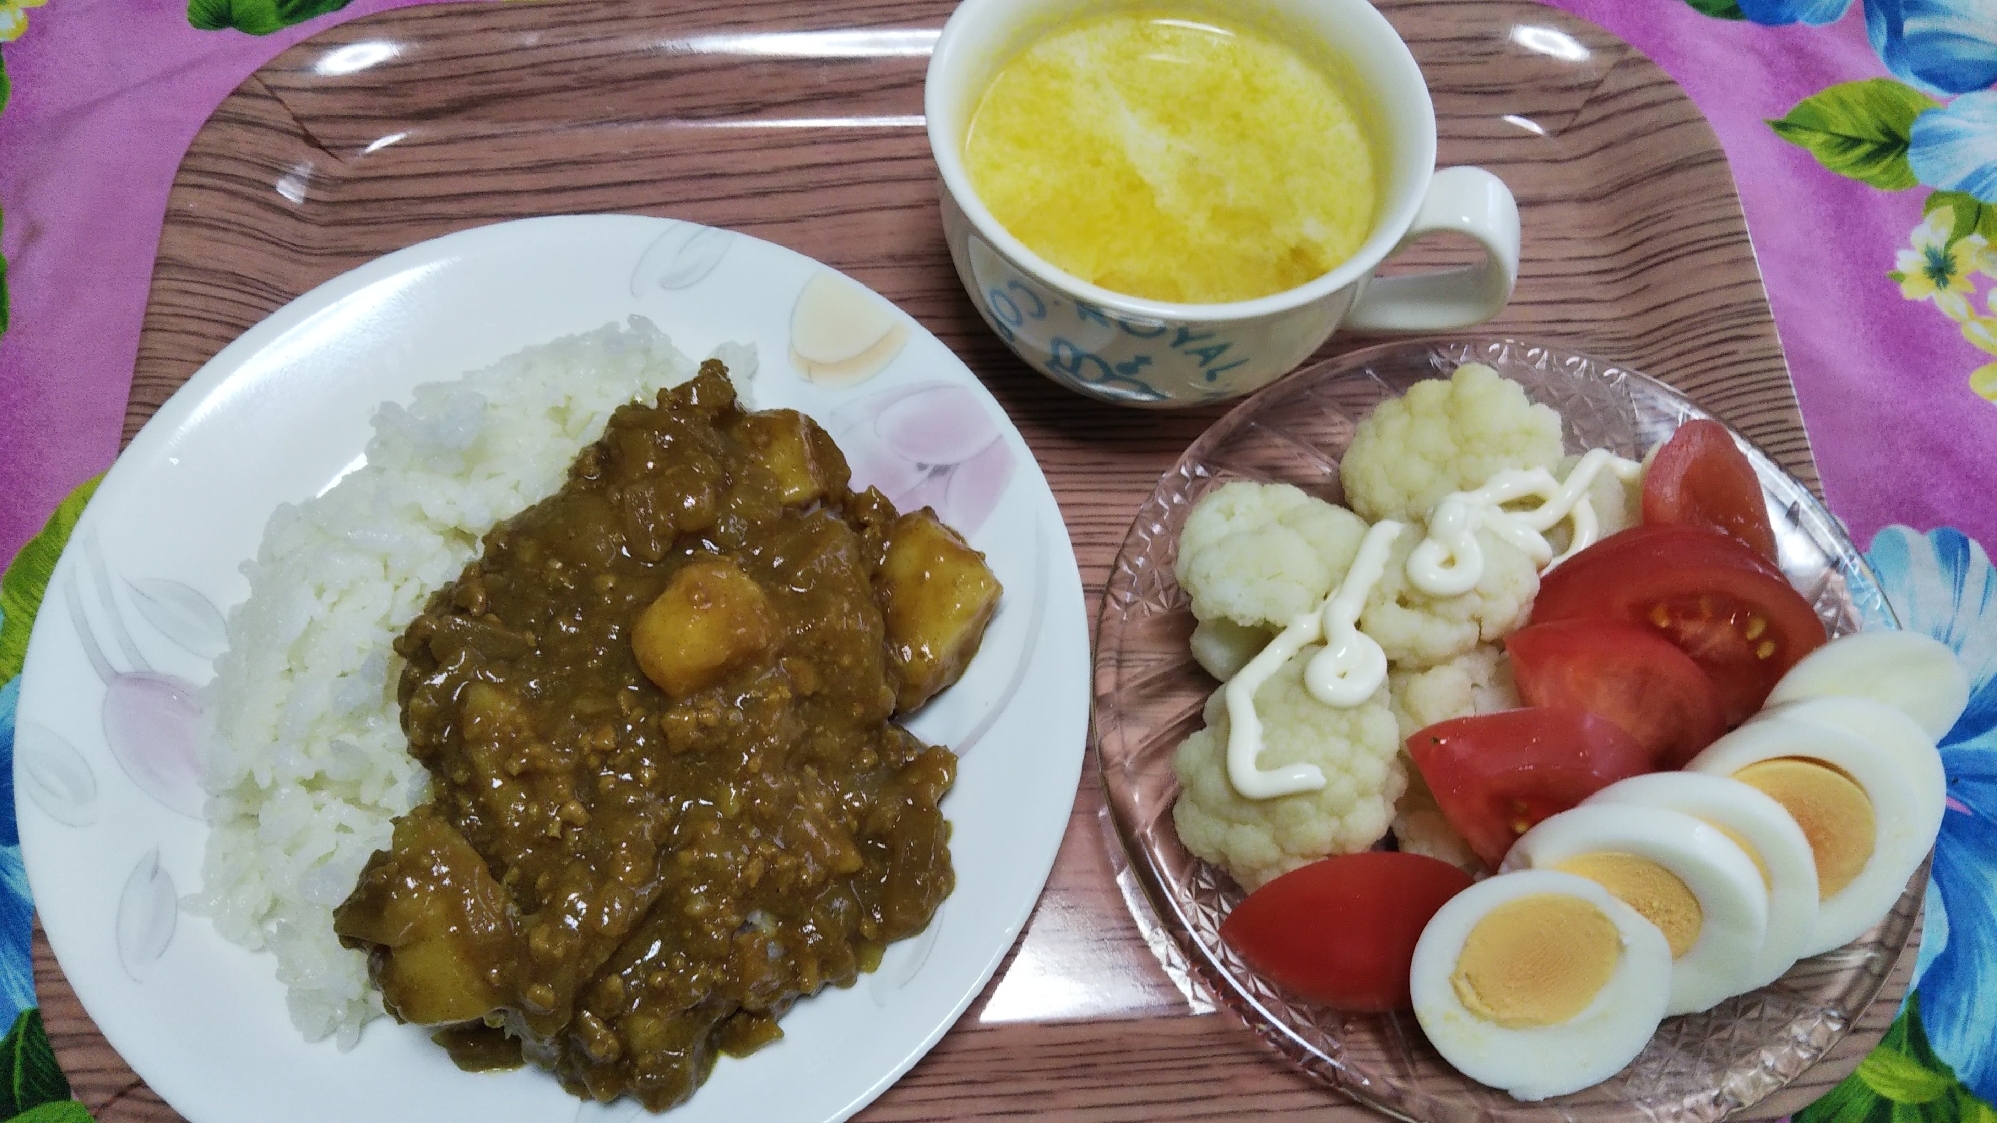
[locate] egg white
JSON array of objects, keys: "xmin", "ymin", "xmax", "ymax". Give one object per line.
[
  {"xmin": 1410, "ymin": 869, "xmax": 1673, "ymax": 1102},
  {"xmin": 1502, "ymin": 803, "xmax": 1768, "ymax": 1015},
  {"xmin": 1766, "ymin": 630, "xmax": 1969, "ymax": 741},
  {"xmin": 1690, "ymin": 696, "xmax": 1944, "ymax": 956},
  {"xmin": 1585, "ymin": 772, "xmax": 1818, "ymax": 994}
]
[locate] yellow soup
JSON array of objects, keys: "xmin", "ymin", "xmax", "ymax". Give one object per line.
[{"xmin": 963, "ymin": 9, "xmax": 1379, "ymax": 305}]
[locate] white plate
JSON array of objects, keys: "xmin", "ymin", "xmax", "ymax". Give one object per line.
[{"xmin": 14, "ymin": 215, "xmax": 1090, "ymax": 1123}]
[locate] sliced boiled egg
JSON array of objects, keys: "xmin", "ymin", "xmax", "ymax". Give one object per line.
[
  {"xmin": 1689, "ymin": 695, "xmax": 1945, "ymax": 956},
  {"xmin": 1584, "ymin": 772, "xmax": 1818, "ymax": 993},
  {"xmin": 1410, "ymin": 869, "xmax": 1672, "ymax": 1101},
  {"xmin": 1765, "ymin": 630, "xmax": 1969, "ymax": 741},
  {"xmin": 1501, "ymin": 804, "xmax": 1768, "ymax": 1015}
]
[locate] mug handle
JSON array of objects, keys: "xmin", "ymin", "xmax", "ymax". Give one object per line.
[{"xmin": 1344, "ymin": 166, "xmax": 1521, "ymax": 332}]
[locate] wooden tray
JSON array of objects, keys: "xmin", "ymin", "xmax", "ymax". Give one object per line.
[{"xmin": 42, "ymin": 0, "xmax": 1907, "ymax": 1118}]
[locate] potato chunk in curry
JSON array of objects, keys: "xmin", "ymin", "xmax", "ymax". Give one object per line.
[
  {"xmin": 334, "ymin": 805, "xmax": 520, "ymax": 1028},
  {"xmin": 726, "ymin": 407, "xmax": 847, "ymax": 507},
  {"xmin": 878, "ymin": 511, "xmax": 1006, "ymax": 713},
  {"xmin": 333, "ymin": 362, "xmax": 998, "ymax": 1111},
  {"xmin": 631, "ymin": 556, "xmax": 779, "ymax": 698}
]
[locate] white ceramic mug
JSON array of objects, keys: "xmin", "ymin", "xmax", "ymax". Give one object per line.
[{"xmin": 925, "ymin": 0, "xmax": 1521, "ymax": 407}]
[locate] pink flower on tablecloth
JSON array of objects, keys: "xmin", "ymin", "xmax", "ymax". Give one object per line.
[{"xmin": 828, "ymin": 382, "xmax": 1015, "ymax": 537}]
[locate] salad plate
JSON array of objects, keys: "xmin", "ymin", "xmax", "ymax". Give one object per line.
[
  {"xmin": 1093, "ymin": 337, "xmax": 1918, "ymax": 1123},
  {"xmin": 14, "ymin": 215, "xmax": 1091, "ymax": 1123}
]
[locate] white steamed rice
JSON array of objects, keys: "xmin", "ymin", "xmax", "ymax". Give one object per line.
[{"xmin": 188, "ymin": 317, "xmax": 756, "ymax": 1046}]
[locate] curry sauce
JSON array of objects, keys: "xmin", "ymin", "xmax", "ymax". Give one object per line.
[{"xmin": 333, "ymin": 362, "xmax": 1001, "ymax": 1110}]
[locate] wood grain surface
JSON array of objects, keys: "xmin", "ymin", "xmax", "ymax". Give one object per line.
[{"xmin": 39, "ymin": 0, "xmax": 1898, "ymax": 1119}]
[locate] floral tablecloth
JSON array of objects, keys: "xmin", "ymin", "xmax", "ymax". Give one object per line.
[{"xmin": 2, "ymin": 0, "xmax": 1995, "ymax": 1120}]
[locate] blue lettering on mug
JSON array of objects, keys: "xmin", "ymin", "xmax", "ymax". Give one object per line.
[
  {"xmin": 1007, "ymin": 280, "xmax": 1047, "ymax": 320},
  {"xmin": 1048, "ymin": 337, "xmax": 1168, "ymax": 401},
  {"xmin": 985, "ymin": 287, "xmax": 1023, "ymax": 343},
  {"xmin": 1184, "ymin": 341, "xmax": 1232, "ymax": 368},
  {"xmin": 1074, "ymin": 301, "xmax": 1112, "ymax": 328},
  {"xmin": 1075, "ymin": 300, "xmax": 1172, "ymax": 340},
  {"xmin": 1049, "ymin": 337, "xmax": 1116, "ymax": 383},
  {"xmin": 1171, "ymin": 326, "xmax": 1218, "ymax": 348}
]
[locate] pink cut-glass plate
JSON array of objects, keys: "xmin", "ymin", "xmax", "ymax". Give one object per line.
[{"xmin": 1093, "ymin": 337, "xmax": 1921, "ymax": 1123}]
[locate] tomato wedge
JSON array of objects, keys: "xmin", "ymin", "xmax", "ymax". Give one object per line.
[
  {"xmin": 1531, "ymin": 524, "xmax": 1827, "ymax": 725},
  {"xmin": 1220, "ymin": 852, "xmax": 1473, "ymax": 1011},
  {"xmin": 1406, "ymin": 707, "xmax": 1652, "ymax": 871},
  {"xmin": 1506, "ymin": 620, "xmax": 1726, "ymax": 769},
  {"xmin": 1643, "ymin": 419, "xmax": 1780, "ymax": 563}
]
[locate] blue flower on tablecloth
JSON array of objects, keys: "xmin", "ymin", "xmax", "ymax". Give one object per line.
[
  {"xmin": 0, "ymin": 675, "xmax": 39, "ymax": 1029},
  {"xmin": 1865, "ymin": 525, "xmax": 1997, "ymax": 1103},
  {"xmin": 1730, "ymin": 0, "xmax": 1997, "ymax": 96},
  {"xmin": 1736, "ymin": 0, "xmax": 1855, "ymax": 26},
  {"xmin": 1909, "ymin": 90, "xmax": 1997, "ymax": 202},
  {"xmin": 1866, "ymin": 0, "xmax": 1997, "ymax": 96}
]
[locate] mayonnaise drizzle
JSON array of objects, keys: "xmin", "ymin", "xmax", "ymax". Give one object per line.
[
  {"xmin": 1407, "ymin": 449, "xmax": 1642, "ymax": 597},
  {"xmin": 1218, "ymin": 448, "xmax": 1644, "ymax": 802},
  {"xmin": 1223, "ymin": 520, "xmax": 1406, "ymax": 800},
  {"xmin": 1304, "ymin": 522, "xmax": 1405, "ymax": 707}
]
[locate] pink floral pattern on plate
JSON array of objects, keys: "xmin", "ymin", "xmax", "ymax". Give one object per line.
[
  {"xmin": 828, "ymin": 381, "xmax": 1015, "ymax": 537},
  {"xmin": 63, "ymin": 530, "xmax": 209, "ymax": 820}
]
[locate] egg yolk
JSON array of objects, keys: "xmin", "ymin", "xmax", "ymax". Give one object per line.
[
  {"xmin": 1704, "ymin": 820, "xmax": 1772, "ymax": 890},
  {"xmin": 1554, "ymin": 852, "xmax": 1704, "ymax": 959},
  {"xmin": 1732, "ymin": 758, "xmax": 1875, "ymax": 899},
  {"xmin": 1451, "ymin": 893, "xmax": 1622, "ymax": 1028}
]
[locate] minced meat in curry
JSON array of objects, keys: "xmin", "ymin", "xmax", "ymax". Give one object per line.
[{"xmin": 332, "ymin": 361, "xmax": 1002, "ymax": 1110}]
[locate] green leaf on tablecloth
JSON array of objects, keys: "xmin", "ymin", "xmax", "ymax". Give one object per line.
[
  {"xmin": 1962, "ymin": 1090, "xmax": 1997, "ymax": 1123},
  {"xmin": 187, "ymin": 0, "xmax": 355, "ymax": 35},
  {"xmin": 1925, "ymin": 190, "xmax": 1997, "ymax": 244},
  {"xmin": 0, "ymin": 1010, "xmax": 71, "ymax": 1116},
  {"xmin": 1683, "ymin": 0, "xmax": 1748, "ymax": 18},
  {"xmin": 1769, "ymin": 79, "xmax": 1941, "ymax": 190},
  {"xmin": 0, "ymin": 475, "xmax": 102, "ymax": 684},
  {"xmin": 1802, "ymin": 1069, "xmax": 1893, "ymax": 1123},
  {"xmin": 1798, "ymin": 997, "xmax": 1997, "ymax": 1123},
  {"xmin": 14, "ymin": 1102, "xmax": 96, "ymax": 1123},
  {"xmin": 2, "ymin": 48, "xmax": 12, "ymax": 115},
  {"xmin": 1861, "ymin": 1046, "xmax": 1956, "ymax": 1105},
  {"xmin": 1902, "ymin": 1096, "xmax": 1963, "ymax": 1123}
]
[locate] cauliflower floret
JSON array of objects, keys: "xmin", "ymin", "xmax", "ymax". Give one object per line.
[
  {"xmin": 1361, "ymin": 526, "xmax": 1538, "ymax": 669},
  {"xmin": 1172, "ymin": 648, "xmax": 1405, "ymax": 892},
  {"xmin": 1387, "ymin": 644, "xmax": 1519, "ymax": 740},
  {"xmin": 1390, "ymin": 659, "xmax": 1476, "ymax": 742},
  {"xmin": 1461, "ymin": 644, "xmax": 1520, "ymax": 713},
  {"xmin": 1189, "ymin": 617, "xmax": 1274, "ymax": 681},
  {"xmin": 1544, "ymin": 453, "xmax": 1642, "ymax": 556},
  {"xmin": 1176, "ymin": 481, "xmax": 1369, "ymax": 628},
  {"xmin": 1340, "ymin": 363, "xmax": 1565, "ymax": 524},
  {"xmin": 1393, "ymin": 768, "xmax": 1483, "ymax": 876}
]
